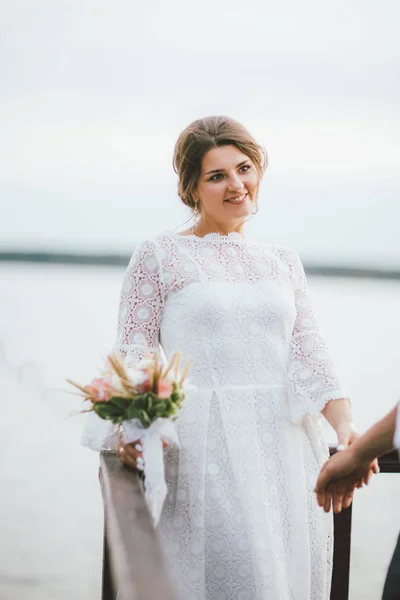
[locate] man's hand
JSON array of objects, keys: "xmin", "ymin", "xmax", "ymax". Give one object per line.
[{"xmin": 314, "ymin": 446, "xmax": 377, "ymax": 513}]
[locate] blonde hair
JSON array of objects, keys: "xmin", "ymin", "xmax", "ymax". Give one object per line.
[{"xmin": 173, "ymin": 116, "xmax": 268, "ymax": 210}]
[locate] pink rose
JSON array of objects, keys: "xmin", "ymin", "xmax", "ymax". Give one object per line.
[
  {"xmin": 86, "ymin": 377, "xmax": 114, "ymax": 402},
  {"xmin": 158, "ymin": 378, "xmax": 173, "ymax": 399}
]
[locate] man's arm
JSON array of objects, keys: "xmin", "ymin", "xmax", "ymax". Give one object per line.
[{"xmin": 352, "ymin": 405, "xmax": 397, "ymax": 462}]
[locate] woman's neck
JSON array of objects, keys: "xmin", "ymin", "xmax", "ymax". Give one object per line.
[{"xmin": 193, "ymin": 217, "xmax": 246, "ymax": 238}]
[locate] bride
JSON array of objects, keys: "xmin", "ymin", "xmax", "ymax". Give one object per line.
[{"xmin": 82, "ymin": 116, "xmax": 375, "ymax": 599}]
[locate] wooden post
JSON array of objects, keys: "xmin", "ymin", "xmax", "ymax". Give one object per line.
[
  {"xmin": 328, "ymin": 446, "xmax": 353, "ymax": 600},
  {"xmin": 331, "ymin": 504, "xmax": 352, "ymax": 600}
]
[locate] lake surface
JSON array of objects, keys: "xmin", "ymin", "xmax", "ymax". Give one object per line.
[{"xmin": 1, "ymin": 262, "xmax": 400, "ymax": 600}]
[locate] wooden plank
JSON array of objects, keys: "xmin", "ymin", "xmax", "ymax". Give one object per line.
[
  {"xmin": 378, "ymin": 450, "xmax": 400, "ymax": 473},
  {"xmin": 101, "ymin": 527, "xmax": 115, "ymax": 600},
  {"xmin": 100, "ymin": 452, "xmax": 180, "ymax": 600}
]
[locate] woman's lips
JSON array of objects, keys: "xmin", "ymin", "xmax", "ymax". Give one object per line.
[{"xmin": 224, "ymin": 193, "xmax": 248, "ymax": 205}]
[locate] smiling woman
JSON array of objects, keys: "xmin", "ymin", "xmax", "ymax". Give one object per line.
[
  {"xmin": 192, "ymin": 145, "xmax": 260, "ymax": 235},
  {"xmin": 172, "ymin": 115, "xmax": 267, "ymax": 237},
  {"xmin": 81, "ymin": 115, "xmax": 371, "ymax": 600}
]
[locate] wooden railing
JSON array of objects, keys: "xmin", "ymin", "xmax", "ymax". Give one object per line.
[
  {"xmin": 99, "ymin": 453, "xmax": 180, "ymax": 600},
  {"xmin": 100, "ymin": 448, "xmax": 400, "ymax": 600}
]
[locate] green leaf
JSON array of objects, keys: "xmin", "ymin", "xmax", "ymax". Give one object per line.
[
  {"xmin": 138, "ymin": 410, "xmax": 151, "ymax": 427},
  {"xmin": 93, "ymin": 403, "xmax": 124, "ymax": 423},
  {"xmin": 146, "ymin": 395, "xmax": 153, "ymax": 412},
  {"xmin": 132, "ymin": 394, "xmax": 149, "ymax": 410},
  {"xmin": 126, "ymin": 405, "xmax": 141, "ymax": 421},
  {"xmin": 109, "ymin": 396, "xmax": 130, "ymax": 409}
]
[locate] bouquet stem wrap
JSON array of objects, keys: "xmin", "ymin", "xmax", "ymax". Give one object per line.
[{"xmin": 122, "ymin": 417, "xmax": 179, "ymax": 525}]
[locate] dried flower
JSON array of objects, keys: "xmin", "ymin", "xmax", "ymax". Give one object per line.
[{"xmin": 67, "ymin": 350, "xmax": 191, "ymax": 428}]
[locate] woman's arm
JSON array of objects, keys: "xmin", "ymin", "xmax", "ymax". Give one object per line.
[
  {"xmin": 321, "ymin": 397, "xmax": 353, "ymax": 431},
  {"xmin": 114, "ymin": 239, "xmax": 165, "ymax": 361},
  {"xmin": 321, "ymin": 397, "xmax": 356, "ymax": 447},
  {"xmin": 81, "ymin": 239, "xmax": 165, "ymax": 452},
  {"xmin": 286, "ymin": 250, "xmax": 379, "ymax": 493},
  {"xmin": 286, "ymin": 250, "xmax": 350, "ymax": 423}
]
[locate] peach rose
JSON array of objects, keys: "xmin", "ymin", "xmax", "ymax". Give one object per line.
[
  {"xmin": 158, "ymin": 378, "xmax": 173, "ymax": 399},
  {"xmin": 85, "ymin": 377, "xmax": 114, "ymax": 402}
]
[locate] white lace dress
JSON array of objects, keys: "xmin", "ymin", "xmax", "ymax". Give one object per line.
[{"xmin": 82, "ymin": 231, "xmax": 347, "ymax": 600}]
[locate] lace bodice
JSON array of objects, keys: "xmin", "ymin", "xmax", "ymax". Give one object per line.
[{"xmin": 114, "ymin": 231, "xmax": 344, "ymax": 420}]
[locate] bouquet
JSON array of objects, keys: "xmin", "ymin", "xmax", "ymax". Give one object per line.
[{"xmin": 68, "ymin": 351, "xmax": 191, "ymax": 523}]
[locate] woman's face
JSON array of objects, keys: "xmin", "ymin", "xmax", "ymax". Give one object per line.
[{"xmin": 195, "ymin": 144, "xmax": 260, "ymax": 226}]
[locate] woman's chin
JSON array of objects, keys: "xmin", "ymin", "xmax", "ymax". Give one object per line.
[{"xmin": 223, "ymin": 200, "xmax": 253, "ymax": 217}]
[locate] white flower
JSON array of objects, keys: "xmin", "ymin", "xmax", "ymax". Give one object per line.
[
  {"xmin": 135, "ymin": 358, "xmax": 154, "ymax": 370},
  {"xmin": 126, "ymin": 367, "xmax": 149, "ymax": 386}
]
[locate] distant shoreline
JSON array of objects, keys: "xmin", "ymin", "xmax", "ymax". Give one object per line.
[{"xmin": 1, "ymin": 250, "xmax": 399, "ymax": 280}]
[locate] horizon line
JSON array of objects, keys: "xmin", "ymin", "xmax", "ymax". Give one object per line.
[{"xmin": 1, "ymin": 250, "xmax": 399, "ymax": 280}]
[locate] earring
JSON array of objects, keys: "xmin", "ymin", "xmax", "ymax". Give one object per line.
[
  {"xmin": 251, "ymin": 203, "xmax": 259, "ymax": 215},
  {"xmin": 192, "ymin": 202, "xmax": 200, "ymax": 235}
]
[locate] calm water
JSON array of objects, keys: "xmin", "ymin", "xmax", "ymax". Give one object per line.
[{"xmin": 1, "ymin": 262, "xmax": 400, "ymax": 600}]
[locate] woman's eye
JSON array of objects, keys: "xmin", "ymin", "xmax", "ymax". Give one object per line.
[{"xmin": 209, "ymin": 166, "xmax": 250, "ymax": 181}]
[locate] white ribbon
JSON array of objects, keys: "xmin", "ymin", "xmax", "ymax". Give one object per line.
[{"xmin": 122, "ymin": 417, "xmax": 179, "ymax": 525}]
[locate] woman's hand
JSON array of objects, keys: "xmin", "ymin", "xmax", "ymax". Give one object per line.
[
  {"xmin": 335, "ymin": 420, "xmax": 360, "ymax": 450},
  {"xmin": 328, "ymin": 421, "xmax": 379, "ymax": 511},
  {"xmin": 117, "ymin": 437, "xmax": 144, "ymax": 471},
  {"xmin": 117, "ymin": 436, "xmax": 169, "ymax": 471}
]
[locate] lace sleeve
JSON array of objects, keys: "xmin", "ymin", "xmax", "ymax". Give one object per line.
[
  {"xmin": 286, "ymin": 251, "xmax": 347, "ymax": 423},
  {"xmin": 81, "ymin": 239, "xmax": 165, "ymax": 451},
  {"xmin": 113, "ymin": 239, "xmax": 165, "ymax": 361}
]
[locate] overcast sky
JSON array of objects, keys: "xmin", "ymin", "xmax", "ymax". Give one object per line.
[{"xmin": 1, "ymin": 0, "xmax": 399, "ymax": 266}]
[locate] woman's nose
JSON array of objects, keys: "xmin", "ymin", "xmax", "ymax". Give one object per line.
[{"xmin": 228, "ymin": 173, "xmax": 244, "ymax": 191}]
